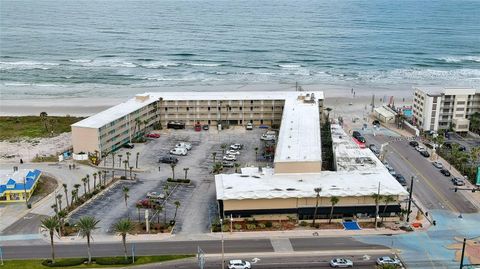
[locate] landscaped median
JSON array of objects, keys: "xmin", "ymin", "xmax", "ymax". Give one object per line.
[{"xmin": 1, "ymin": 255, "xmax": 194, "ymax": 268}]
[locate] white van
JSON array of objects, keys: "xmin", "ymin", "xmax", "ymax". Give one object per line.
[{"xmin": 175, "ymin": 142, "xmax": 192, "ymax": 150}]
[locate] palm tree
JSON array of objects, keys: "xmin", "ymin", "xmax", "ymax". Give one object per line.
[
  {"xmin": 112, "ymin": 152, "xmax": 116, "ymax": 169},
  {"xmin": 234, "ymin": 163, "xmax": 240, "ymax": 173},
  {"xmin": 92, "ymin": 172, "xmax": 97, "ymax": 189},
  {"xmin": 126, "ymin": 152, "xmax": 131, "ymax": 167},
  {"xmin": 122, "ymin": 186, "xmax": 130, "ymax": 209},
  {"xmin": 62, "ymin": 183, "xmax": 69, "ymax": 209},
  {"xmin": 328, "ymin": 196, "xmax": 339, "ymax": 224},
  {"xmin": 51, "ymin": 204, "xmax": 58, "ymax": 216},
  {"xmin": 135, "ymin": 152, "xmax": 140, "ymax": 169},
  {"xmin": 129, "ymin": 166, "xmax": 134, "ymax": 180},
  {"xmin": 123, "ymin": 160, "xmax": 128, "ymax": 178},
  {"xmin": 221, "ymin": 144, "xmax": 227, "ymax": 154},
  {"xmin": 81, "ymin": 177, "xmax": 88, "ymax": 196},
  {"xmin": 73, "ymin": 184, "xmax": 81, "ymax": 200},
  {"xmin": 212, "ymin": 162, "xmax": 223, "ymax": 174},
  {"xmin": 71, "ymin": 190, "xmax": 77, "ymax": 205},
  {"xmin": 57, "ymin": 210, "xmax": 67, "ymax": 236},
  {"xmin": 136, "ymin": 204, "xmax": 142, "ymax": 222},
  {"xmin": 371, "ymin": 193, "xmax": 383, "ymax": 229},
  {"xmin": 118, "ymin": 154, "xmax": 123, "ymax": 168},
  {"xmin": 212, "ymin": 152, "xmax": 217, "ymax": 163},
  {"xmin": 40, "ymin": 111, "xmax": 49, "ymax": 132},
  {"xmin": 183, "ymin": 167, "xmax": 189, "ymax": 180},
  {"xmin": 56, "ymin": 194, "xmax": 63, "ymax": 211},
  {"xmin": 173, "ymin": 201, "xmax": 181, "ymax": 222},
  {"xmin": 154, "ymin": 205, "xmax": 163, "ymax": 224},
  {"xmin": 312, "ymin": 187, "xmax": 322, "ymax": 227},
  {"xmin": 170, "ymin": 163, "xmax": 176, "ymax": 180},
  {"xmin": 86, "ymin": 174, "xmax": 91, "ymax": 193},
  {"xmin": 112, "ymin": 170, "xmax": 115, "ymax": 181},
  {"xmin": 381, "ymin": 195, "xmax": 396, "ymax": 223},
  {"xmin": 113, "ymin": 219, "xmax": 135, "ymax": 261},
  {"xmin": 103, "ymin": 170, "xmax": 108, "ymax": 185},
  {"xmin": 76, "ymin": 216, "xmax": 100, "ymax": 264},
  {"xmin": 41, "ymin": 216, "xmax": 60, "ymax": 264}
]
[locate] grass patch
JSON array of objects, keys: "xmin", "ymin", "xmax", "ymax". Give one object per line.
[
  {"xmin": 1, "ymin": 255, "xmax": 194, "ymax": 268},
  {"xmin": 30, "ymin": 175, "xmax": 58, "ymax": 204},
  {"xmin": 0, "ymin": 116, "xmax": 84, "ymax": 140}
]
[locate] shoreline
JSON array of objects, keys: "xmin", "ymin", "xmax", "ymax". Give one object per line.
[{"xmin": 0, "ymin": 83, "xmax": 414, "ymax": 117}]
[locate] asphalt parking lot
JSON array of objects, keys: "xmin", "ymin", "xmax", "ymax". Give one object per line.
[{"xmin": 71, "ymin": 126, "xmax": 273, "ymax": 235}]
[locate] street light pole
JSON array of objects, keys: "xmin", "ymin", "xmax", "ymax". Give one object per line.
[
  {"xmin": 220, "ymin": 218, "xmax": 224, "ymax": 269},
  {"xmin": 459, "ymin": 237, "xmax": 466, "ymax": 269},
  {"xmin": 406, "ymin": 176, "xmax": 414, "ymax": 222}
]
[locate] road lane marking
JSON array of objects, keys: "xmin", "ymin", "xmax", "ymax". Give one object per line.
[{"xmin": 388, "ymin": 145, "xmax": 458, "ymax": 212}]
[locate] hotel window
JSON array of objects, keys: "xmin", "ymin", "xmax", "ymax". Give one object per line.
[
  {"xmin": 250, "ymin": 107, "xmax": 253, "ymax": 111},
  {"xmin": 250, "ymin": 100, "xmax": 253, "ymax": 104},
  {"xmin": 165, "ymin": 108, "xmax": 168, "ymax": 111},
  {"xmin": 239, "ymin": 107, "xmax": 242, "ymax": 111},
  {"xmin": 208, "ymin": 107, "xmax": 211, "ymax": 111},
  {"xmin": 186, "ymin": 107, "xmax": 189, "ymax": 111}
]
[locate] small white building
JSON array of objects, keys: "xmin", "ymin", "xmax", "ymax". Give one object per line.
[{"xmin": 374, "ymin": 105, "xmax": 397, "ymax": 124}]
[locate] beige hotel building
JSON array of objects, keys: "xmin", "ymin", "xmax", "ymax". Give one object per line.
[{"xmin": 71, "ymin": 91, "xmax": 324, "ymax": 155}]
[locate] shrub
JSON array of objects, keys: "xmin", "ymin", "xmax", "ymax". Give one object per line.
[
  {"xmin": 258, "ymin": 223, "xmax": 266, "ymax": 229},
  {"xmin": 120, "ymin": 176, "xmax": 127, "ymax": 180},
  {"xmin": 234, "ymin": 224, "xmax": 242, "ymax": 230},
  {"xmin": 95, "ymin": 256, "xmax": 133, "ymax": 265},
  {"xmin": 299, "ymin": 221, "xmax": 308, "ymax": 227},
  {"xmin": 272, "ymin": 222, "xmax": 281, "ymax": 229},
  {"xmin": 100, "ymin": 185, "xmax": 106, "ymax": 189},
  {"xmin": 42, "ymin": 258, "xmax": 86, "ymax": 267},
  {"xmin": 167, "ymin": 178, "xmax": 191, "ymax": 184},
  {"xmin": 92, "ymin": 189, "xmax": 100, "ymax": 195},
  {"xmin": 246, "ymin": 224, "xmax": 256, "ymax": 230},
  {"xmin": 265, "ymin": 221, "xmax": 272, "ymax": 228}
]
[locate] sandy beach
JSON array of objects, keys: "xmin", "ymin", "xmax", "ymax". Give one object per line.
[{"xmin": 0, "ymin": 83, "xmax": 414, "ymax": 117}]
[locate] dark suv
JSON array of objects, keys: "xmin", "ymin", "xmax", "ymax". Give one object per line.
[
  {"xmin": 159, "ymin": 156, "xmax": 178, "ymax": 164},
  {"xmin": 352, "ymin": 131, "xmax": 366, "ymax": 143},
  {"xmin": 409, "ymin": 140, "xmax": 419, "ymax": 147}
]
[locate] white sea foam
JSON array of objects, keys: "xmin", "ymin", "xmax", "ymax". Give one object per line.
[
  {"xmin": 278, "ymin": 64, "xmax": 302, "ymax": 68},
  {"xmin": 186, "ymin": 63, "xmax": 222, "ymax": 67},
  {"xmin": 68, "ymin": 59, "xmax": 92, "ymax": 63},
  {"xmin": 139, "ymin": 61, "xmax": 179, "ymax": 68},
  {"xmin": 439, "ymin": 56, "xmax": 480, "ymax": 63},
  {"xmin": 0, "ymin": 61, "xmax": 59, "ymax": 70}
]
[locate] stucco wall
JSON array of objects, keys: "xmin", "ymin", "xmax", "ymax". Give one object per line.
[
  {"xmin": 72, "ymin": 126, "xmax": 99, "ymax": 153},
  {"xmin": 274, "ymin": 161, "xmax": 322, "ymax": 173}
]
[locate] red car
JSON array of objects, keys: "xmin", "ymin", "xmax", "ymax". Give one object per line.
[
  {"xmin": 194, "ymin": 122, "xmax": 201, "ymax": 132},
  {"xmin": 146, "ymin": 133, "xmax": 160, "ymax": 138}
]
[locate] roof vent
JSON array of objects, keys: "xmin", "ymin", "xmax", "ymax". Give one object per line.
[
  {"xmin": 252, "ymin": 175, "xmax": 260, "ymax": 178},
  {"xmin": 286, "ymin": 188, "xmax": 296, "ymax": 191},
  {"xmin": 226, "ymin": 187, "xmax": 233, "ymax": 189},
  {"xmin": 298, "ymin": 179, "xmax": 303, "ymax": 182},
  {"xmin": 240, "ymin": 175, "xmax": 249, "ymax": 178},
  {"xmin": 273, "ymin": 188, "xmax": 283, "ymax": 191}
]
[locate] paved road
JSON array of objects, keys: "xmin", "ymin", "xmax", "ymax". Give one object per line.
[
  {"xmin": 142, "ymin": 254, "xmax": 393, "ymax": 269},
  {"xmin": 365, "ymin": 134, "xmax": 478, "ymax": 214},
  {"xmin": 1, "ymin": 237, "xmax": 388, "ymax": 259}
]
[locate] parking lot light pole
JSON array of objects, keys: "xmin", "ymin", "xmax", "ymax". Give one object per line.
[
  {"xmin": 460, "ymin": 237, "xmax": 467, "ymax": 269},
  {"xmin": 406, "ymin": 176, "xmax": 414, "ymax": 222},
  {"xmin": 220, "ymin": 218, "xmax": 224, "ymax": 269}
]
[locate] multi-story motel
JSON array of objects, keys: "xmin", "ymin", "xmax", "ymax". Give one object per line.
[
  {"xmin": 215, "ymin": 94, "xmax": 408, "ymax": 221},
  {"xmin": 71, "ymin": 91, "xmax": 324, "ymax": 155},
  {"xmin": 413, "ymin": 87, "xmax": 479, "ymax": 133}
]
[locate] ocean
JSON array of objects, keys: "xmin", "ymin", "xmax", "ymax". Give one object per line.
[{"xmin": 1, "ymin": 0, "xmax": 479, "ymax": 99}]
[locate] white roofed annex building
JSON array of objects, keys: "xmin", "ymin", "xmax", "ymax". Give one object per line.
[{"xmin": 215, "ymin": 93, "xmax": 408, "ymax": 222}]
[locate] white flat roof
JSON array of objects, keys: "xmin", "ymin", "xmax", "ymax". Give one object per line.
[
  {"xmin": 374, "ymin": 106, "xmax": 397, "ymax": 119},
  {"xmin": 72, "ymin": 91, "xmax": 324, "ymax": 129},
  {"xmin": 215, "ymin": 170, "xmax": 408, "ymax": 200},
  {"xmin": 415, "ymin": 87, "xmax": 477, "ymax": 96},
  {"xmin": 274, "ymin": 95, "xmax": 322, "ymax": 163}
]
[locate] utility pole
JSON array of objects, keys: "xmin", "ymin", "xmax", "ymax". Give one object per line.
[
  {"xmin": 459, "ymin": 237, "xmax": 466, "ymax": 269},
  {"xmin": 220, "ymin": 218, "xmax": 225, "ymax": 269},
  {"xmin": 406, "ymin": 176, "xmax": 414, "ymax": 222}
]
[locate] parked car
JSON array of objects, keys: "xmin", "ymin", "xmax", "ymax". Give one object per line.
[
  {"xmin": 376, "ymin": 256, "xmax": 402, "ymax": 266},
  {"xmin": 372, "ymin": 120, "xmax": 380, "ymax": 126},
  {"xmin": 230, "ymin": 143, "xmax": 244, "ymax": 150},
  {"xmin": 369, "ymin": 144, "xmax": 380, "ymax": 155},
  {"xmin": 194, "ymin": 122, "xmax": 201, "ymax": 132},
  {"xmin": 146, "ymin": 191, "xmax": 165, "ymax": 200},
  {"xmin": 432, "ymin": 161, "xmax": 443, "ymax": 169},
  {"xmin": 395, "ymin": 174, "xmax": 407, "ymax": 186},
  {"xmin": 260, "ymin": 133, "xmax": 276, "ymax": 141},
  {"xmin": 226, "ymin": 149, "xmax": 240, "ymax": 155},
  {"xmin": 123, "ymin": 143, "xmax": 135, "ymax": 149},
  {"xmin": 221, "ymin": 161, "xmax": 236, "ymax": 168},
  {"xmin": 175, "ymin": 142, "xmax": 192, "ymax": 150},
  {"xmin": 228, "ymin": 260, "xmax": 251, "ymax": 269},
  {"xmin": 146, "ymin": 133, "xmax": 160, "ymax": 138},
  {"xmin": 223, "ymin": 154, "xmax": 237, "ymax": 161},
  {"xmin": 329, "ymin": 258, "xmax": 354, "ymax": 268},
  {"xmin": 159, "ymin": 156, "xmax": 178, "ymax": 164},
  {"xmin": 384, "ymin": 162, "xmax": 394, "ymax": 172},
  {"xmin": 352, "ymin": 131, "xmax": 362, "ymax": 138},
  {"xmin": 415, "ymin": 145, "xmax": 426, "ymax": 152},
  {"xmin": 170, "ymin": 148, "xmax": 187, "ymax": 156},
  {"xmin": 419, "ymin": 150, "xmax": 430, "ymax": 158},
  {"xmin": 246, "ymin": 122, "xmax": 253, "ymax": 130},
  {"xmin": 440, "ymin": 168, "xmax": 451, "ymax": 177},
  {"xmin": 202, "ymin": 124, "xmax": 209, "ymax": 130},
  {"xmin": 136, "ymin": 198, "xmax": 160, "ymax": 208},
  {"xmin": 167, "ymin": 121, "xmax": 185, "ymax": 129},
  {"xmin": 452, "ymin": 177, "xmax": 466, "ymax": 186},
  {"xmin": 409, "ymin": 140, "xmax": 419, "ymax": 147}
]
